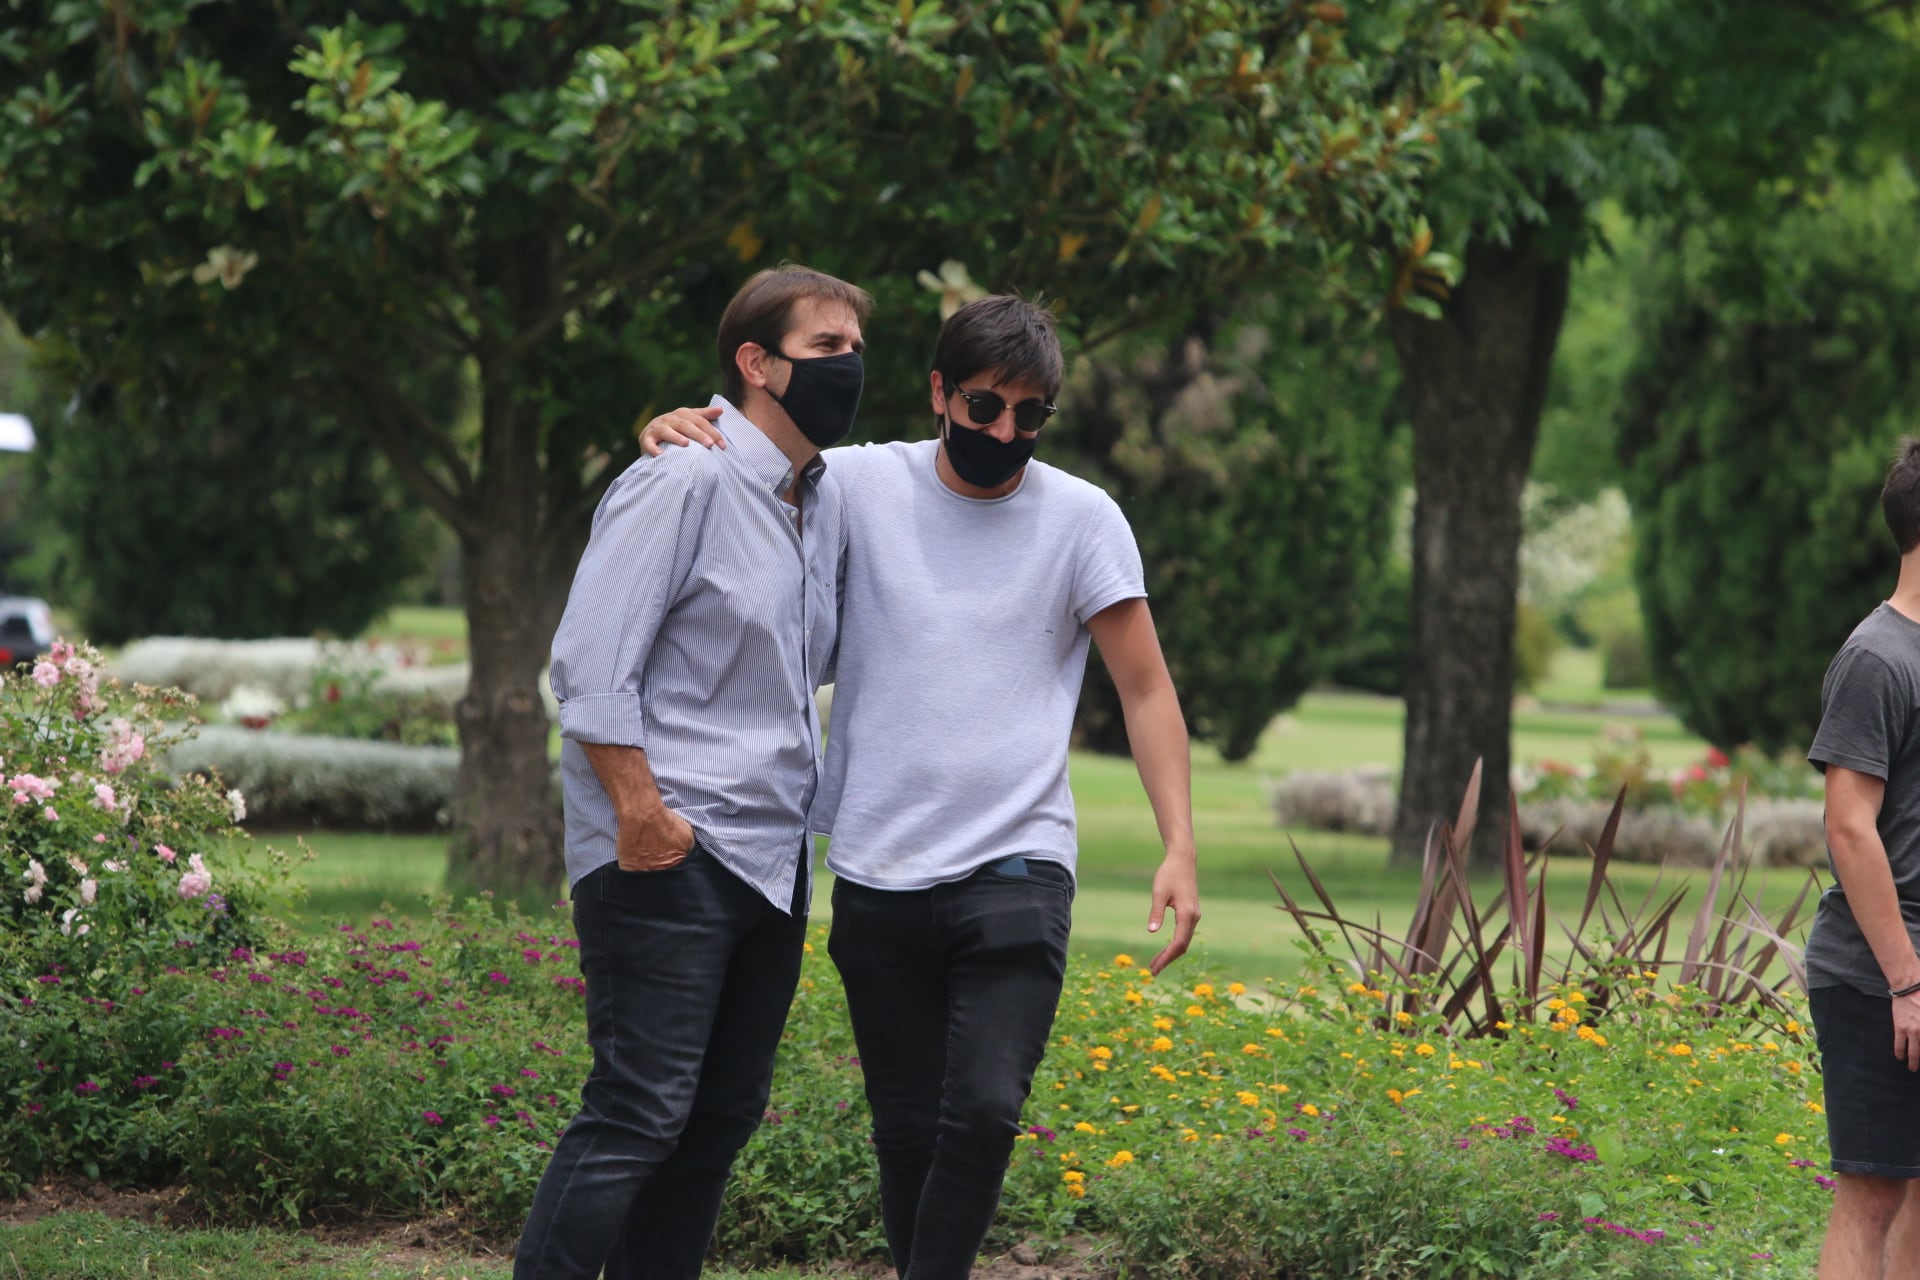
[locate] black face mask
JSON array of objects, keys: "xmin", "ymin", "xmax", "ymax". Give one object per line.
[
  {"xmin": 940, "ymin": 413, "xmax": 1037, "ymax": 490},
  {"xmin": 771, "ymin": 350, "xmax": 864, "ymax": 448}
]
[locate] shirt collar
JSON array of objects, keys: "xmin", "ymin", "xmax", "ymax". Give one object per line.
[{"xmin": 708, "ymin": 395, "xmax": 826, "ymax": 497}]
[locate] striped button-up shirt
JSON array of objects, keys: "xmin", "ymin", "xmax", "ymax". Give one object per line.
[{"xmin": 550, "ymin": 396, "xmax": 842, "ymax": 910}]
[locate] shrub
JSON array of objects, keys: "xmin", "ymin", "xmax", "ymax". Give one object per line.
[
  {"xmin": 0, "ymin": 643, "xmax": 277, "ymax": 984},
  {"xmin": 25, "ymin": 368, "xmax": 437, "ymax": 647},
  {"xmin": 1618, "ymin": 170, "xmax": 1920, "ymax": 752},
  {"xmin": 275, "ymin": 661, "xmax": 458, "ymax": 748},
  {"xmin": 1513, "ymin": 602, "xmax": 1560, "ymax": 694},
  {"xmin": 164, "ymin": 728, "xmax": 460, "ymax": 831},
  {"xmin": 1067, "ymin": 299, "xmax": 1404, "ymax": 762}
]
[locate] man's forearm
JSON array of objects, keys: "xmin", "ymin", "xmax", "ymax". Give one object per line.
[
  {"xmin": 580, "ymin": 741, "xmax": 672, "ymax": 823},
  {"xmin": 1121, "ymin": 682, "xmax": 1196, "ymax": 859},
  {"xmin": 1831, "ymin": 828, "xmax": 1920, "ymax": 991}
]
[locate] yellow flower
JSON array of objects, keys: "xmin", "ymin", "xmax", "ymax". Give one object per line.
[
  {"xmin": 1073, "ymin": 1121, "xmax": 1098, "ymax": 1134},
  {"xmin": 1269, "ymin": 1083, "xmax": 1291, "ymax": 1094},
  {"xmin": 1300, "ymin": 1103, "xmax": 1321, "ymax": 1117},
  {"xmin": 1568, "ymin": 991, "xmax": 1587, "ymax": 1003},
  {"xmin": 1775, "ymin": 1132, "xmax": 1794, "ymax": 1145},
  {"xmin": 1062, "ymin": 1169, "xmax": 1086, "ymax": 1185},
  {"xmin": 1495, "ymin": 1020, "xmax": 1513, "ymax": 1031},
  {"xmin": 1193, "ymin": 983, "xmax": 1215, "ymax": 998},
  {"xmin": 1185, "ymin": 1004, "xmax": 1205, "ymax": 1017},
  {"xmin": 1151, "ymin": 1065, "xmax": 1177, "ymax": 1083},
  {"xmin": 1108, "ymin": 1150, "xmax": 1134, "ymax": 1168},
  {"xmin": 1228, "ymin": 982, "xmax": 1247, "ymax": 997},
  {"xmin": 1114, "ymin": 954, "xmax": 1134, "ymax": 968},
  {"xmin": 1545, "ymin": 998, "xmax": 1567, "ymax": 1012},
  {"xmin": 1387, "ymin": 1088, "xmax": 1406, "ymax": 1105},
  {"xmin": 1120, "ymin": 1104, "xmax": 1139, "ymax": 1114},
  {"xmin": 1152, "ymin": 1016, "xmax": 1175, "ymax": 1031},
  {"xmin": 1577, "ymin": 1026, "xmax": 1608, "ymax": 1047},
  {"xmin": 1394, "ymin": 1011, "xmax": 1414, "ymax": 1024},
  {"xmin": 1242, "ymin": 1044, "xmax": 1264, "ymax": 1056},
  {"xmin": 1807, "ymin": 1101, "xmax": 1826, "ymax": 1115},
  {"xmin": 1348, "ymin": 982, "xmax": 1370, "ymax": 995},
  {"xmin": 1124, "ymin": 989, "xmax": 1144, "ymax": 1005},
  {"xmin": 1065, "ymin": 1182, "xmax": 1086, "ymax": 1198},
  {"xmin": 1236, "ymin": 1091, "xmax": 1260, "ymax": 1106},
  {"xmin": 1785, "ymin": 1019, "xmax": 1804, "ymax": 1035},
  {"xmin": 1786, "ymin": 1061, "xmax": 1803, "ymax": 1075},
  {"xmin": 1414, "ymin": 1044, "xmax": 1436, "ymax": 1057},
  {"xmin": 1180, "ymin": 1128, "xmax": 1199, "ymax": 1143},
  {"xmin": 1668, "ymin": 1043, "xmax": 1693, "ymax": 1057},
  {"xmin": 1151, "ymin": 1036, "xmax": 1174, "ymax": 1052},
  {"xmin": 1090, "ymin": 1045, "xmax": 1114, "ymax": 1061}
]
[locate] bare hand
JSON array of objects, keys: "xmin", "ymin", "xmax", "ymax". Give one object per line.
[
  {"xmin": 1896, "ymin": 991, "xmax": 1920, "ymax": 1070},
  {"xmin": 616, "ymin": 805, "xmax": 696, "ymax": 872},
  {"xmin": 639, "ymin": 406, "xmax": 727, "ymax": 456},
  {"xmin": 1145, "ymin": 853, "xmax": 1200, "ymax": 976}
]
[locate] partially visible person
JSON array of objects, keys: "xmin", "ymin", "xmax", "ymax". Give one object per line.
[
  {"xmin": 642, "ymin": 295, "xmax": 1199, "ymax": 1279},
  {"xmin": 515, "ymin": 264, "xmax": 867, "ymax": 1280},
  {"xmin": 1806, "ymin": 436, "xmax": 1920, "ymax": 1280}
]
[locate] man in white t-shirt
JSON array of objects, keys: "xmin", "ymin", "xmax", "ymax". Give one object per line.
[{"xmin": 642, "ymin": 295, "xmax": 1199, "ymax": 1279}]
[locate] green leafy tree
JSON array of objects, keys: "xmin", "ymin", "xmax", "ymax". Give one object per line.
[
  {"xmin": 1619, "ymin": 170, "xmax": 1920, "ymax": 752},
  {"xmin": 1068, "ymin": 298, "xmax": 1402, "ymax": 762},
  {"xmin": 27, "ymin": 357, "xmax": 439, "ymax": 645},
  {"xmin": 0, "ymin": 1, "xmax": 1487, "ymax": 898},
  {"xmin": 1384, "ymin": 0, "xmax": 1915, "ymax": 864}
]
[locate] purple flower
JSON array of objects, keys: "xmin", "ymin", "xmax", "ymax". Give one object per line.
[
  {"xmin": 73, "ymin": 1081, "xmax": 100, "ymax": 1095},
  {"xmin": 1537, "ymin": 1211, "xmax": 1560, "ymax": 1221},
  {"xmin": 130, "ymin": 1076, "xmax": 156, "ymax": 1090},
  {"xmin": 1545, "ymin": 1136, "xmax": 1599, "ymax": 1164},
  {"xmin": 422, "ymin": 1111, "xmax": 444, "ymax": 1126},
  {"xmin": 1552, "ymin": 1087, "xmax": 1579, "ymax": 1111},
  {"xmin": 487, "ymin": 971, "xmax": 509, "ymax": 986},
  {"xmin": 492, "ymin": 1084, "xmax": 517, "ymax": 1098},
  {"xmin": 1817, "ymin": 1176, "xmax": 1837, "ymax": 1190},
  {"xmin": 483, "ymin": 1114, "xmax": 501, "ymax": 1128},
  {"xmin": 1286, "ymin": 1127, "xmax": 1310, "ymax": 1141}
]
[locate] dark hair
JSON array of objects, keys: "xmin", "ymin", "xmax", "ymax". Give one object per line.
[
  {"xmin": 716, "ymin": 265, "xmax": 872, "ymax": 403},
  {"xmin": 1885, "ymin": 437, "xmax": 1920, "ymax": 554},
  {"xmin": 931, "ymin": 295, "xmax": 1064, "ymax": 399}
]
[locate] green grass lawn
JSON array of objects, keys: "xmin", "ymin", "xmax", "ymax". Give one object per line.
[{"xmin": 251, "ymin": 644, "xmax": 1821, "ymax": 982}]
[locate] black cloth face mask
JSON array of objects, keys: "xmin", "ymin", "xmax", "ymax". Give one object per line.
[
  {"xmin": 771, "ymin": 350, "xmax": 864, "ymax": 448},
  {"xmin": 940, "ymin": 413, "xmax": 1037, "ymax": 490}
]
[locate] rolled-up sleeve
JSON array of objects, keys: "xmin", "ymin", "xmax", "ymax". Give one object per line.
[{"xmin": 550, "ymin": 456, "xmax": 704, "ymax": 748}]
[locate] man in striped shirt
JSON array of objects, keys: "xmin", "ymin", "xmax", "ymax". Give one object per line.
[{"xmin": 516, "ymin": 266, "xmax": 866, "ymax": 1280}]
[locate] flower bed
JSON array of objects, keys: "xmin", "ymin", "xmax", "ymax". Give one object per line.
[{"xmin": 1, "ymin": 911, "xmax": 1830, "ymax": 1276}]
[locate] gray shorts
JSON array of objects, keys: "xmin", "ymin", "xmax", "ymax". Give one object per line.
[{"xmin": 1812, "ymin": 983, "xmax": 1920, "ymax": 1177}]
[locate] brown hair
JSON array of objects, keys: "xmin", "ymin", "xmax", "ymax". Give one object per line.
[
  {"xmin": 1884, "ymin": 437, "xmax": 1920, "ymax": 554},
  {"xmin": 931, "ymin": 295, "xmax": 1064, "ymax": 399},
  {"xmin": 716, "ymin": 265, "xmax": 873, "ymax": 403}
]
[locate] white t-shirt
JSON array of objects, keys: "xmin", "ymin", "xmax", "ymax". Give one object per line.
[{"xmin": 811, "ymin": 439, "xmax": 1146, "ymax": 889}]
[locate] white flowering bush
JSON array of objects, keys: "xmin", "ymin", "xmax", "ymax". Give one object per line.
[{"xmin": 0, "ymin": 643, "xmax": 276, "ymax": 978}]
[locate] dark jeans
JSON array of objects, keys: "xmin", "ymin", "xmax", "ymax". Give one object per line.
[
  {"xmin": 829, "ymin": 858, "xmax": 1073, "ymax": 1280},
  {"xmin": 514, "ymin": 843, "xmax": 808, "ymax": 1280}
]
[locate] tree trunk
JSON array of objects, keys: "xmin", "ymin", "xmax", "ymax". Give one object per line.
[
  {"xmin": 444, "ymin": 520, "xmax": 574, "ymax": 908},
  {"xmin": 1388, "ymin": 230, "xmax": 1571, "ymax": 868}
]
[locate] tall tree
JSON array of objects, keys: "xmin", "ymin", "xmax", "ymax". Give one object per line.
[
  {"xmin": 0, "ymin": 1, "xmax": 1489, "ymax": 899},
  {"xmin": 1385, "ymin": 0, "xmax": 1915, "ymax": 865}
]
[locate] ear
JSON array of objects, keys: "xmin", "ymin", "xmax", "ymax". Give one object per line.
[
  {"xmin": 737, "ymin": 342, "xmax": 777, "ymax": 393},
  {"xmin": 928, "ymin": 369, "xmax": 946, "ymax": 419}
]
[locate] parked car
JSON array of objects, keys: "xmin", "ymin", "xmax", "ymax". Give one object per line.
[{"xmin": 0, "ymin": 595, "xmax": 55, "ymax": 667}]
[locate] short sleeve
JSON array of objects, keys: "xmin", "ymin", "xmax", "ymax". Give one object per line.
[
  {"xmin": 1069, "ymin": 493, "xmax": 1146, "ymax": 625},
  {"xmin": 1809, "ymin": 644, "xmax": 1910, "ymax": 780}
]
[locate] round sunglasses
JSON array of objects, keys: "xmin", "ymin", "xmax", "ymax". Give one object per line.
[{"xmin": 951, "ymin": 386, "xmax": 1057, "ymax": 433}]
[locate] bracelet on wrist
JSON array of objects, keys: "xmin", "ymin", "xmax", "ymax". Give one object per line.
[{"xmin": 1890, "ymin": 979, "xmax": 1920, "ymax": 999}]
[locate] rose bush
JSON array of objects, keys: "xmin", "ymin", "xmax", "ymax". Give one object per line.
[{"xmin": 0, "ymin": 642, "xmax": 279, "ymax": 983}]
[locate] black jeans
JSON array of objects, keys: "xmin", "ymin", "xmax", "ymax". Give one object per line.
[
  {"xmin": 829, "ymin": 858, "xmax": 1073, "ymax": 1280},
  {"xmin": 514, "ymin": 844, "xmax": 807, "ymax": 1280}
]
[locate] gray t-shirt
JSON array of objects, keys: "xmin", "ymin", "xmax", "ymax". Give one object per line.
[
  {"xmin": 1806, "ymin": 603, "xmax": 1920, "ymax": 993},
  {"xmin": 811, "ymin": 440, "xmax": 1146, "ymax": 889}
]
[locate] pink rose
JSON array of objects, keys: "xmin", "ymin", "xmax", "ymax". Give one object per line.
[
  {"xmin": 30, "ymin": 661, "xmax": 58, "ymax": 688},
  {"xmin": 178, "ymin": 870, "xmax": 212, "ymax": 901},
  {"xmin": 154, "ymin": 844, "xmax": 177, "ymax": 864}
]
